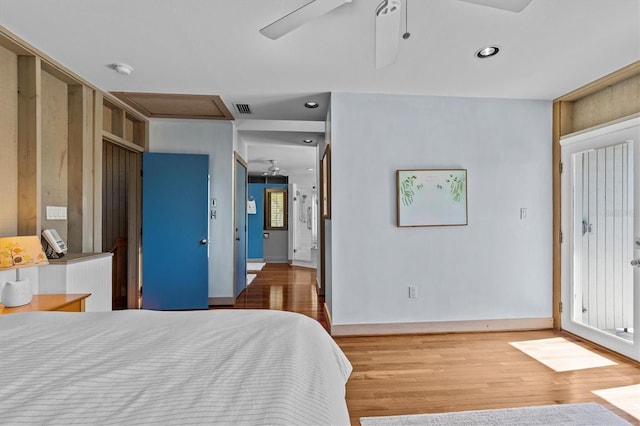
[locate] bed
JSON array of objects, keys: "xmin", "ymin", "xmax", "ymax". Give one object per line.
[{"xmin": 0, "ymin": 309, "xmax": 353, "ymax": 425}]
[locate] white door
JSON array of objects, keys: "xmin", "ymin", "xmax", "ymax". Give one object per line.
[{"xmin": 561, "ymin": 117, "xmax": 640, "ymax": 361}]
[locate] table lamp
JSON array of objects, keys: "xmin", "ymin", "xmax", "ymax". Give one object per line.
[{"xmin": 0, "ymin": 236, "xmax": 49, "ymax": 307}]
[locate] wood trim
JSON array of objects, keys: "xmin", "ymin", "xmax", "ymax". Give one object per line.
[
  {"xmin": 323, "ymin": 302, "xmax": 332, "ymax": 334},
  {"xmin": 560, "ymin": 112, "xmax": 640, "ymax": 141},
  {"xmin": 208, "ymin": 297, "xmax": 235, "ymax": 306},
  {"xmin": 128, "ymin": 152, "xmax": 142, "ymax": 309},
  {"xmin": 102, "ymin": 130, "xmax": 144, "ymax": 153},
  {"xmin": 93, "ymin": 92, "xmax": 104, "ymax": 252},
  {"xmin": 111, "ymin": 92, "xmax": 234, "ymax": 120},
  {"xmin": 552, "ymin": 102, "xmax": 563, "ymax": 330},
  {"xmin": 67, "ymin": 85, "xmax": 95, "ymax": 252},
  {"xmin": 320, "ymin": 145, "xmax": 331, "ymax": 219},
  {"xmin": 555, "ymin": 61, "xmax": 640, "ymax": 102},
  {"xmin": 233, "ymin": 152, "xmax": 248, "ymax": 303},
  {"xmin": 330, "ymin": 317, "xmax": 553, "ymax": 337},
  {"xmin": 17, "ymin": 55, "xmax": 41, "ymax": 236}
]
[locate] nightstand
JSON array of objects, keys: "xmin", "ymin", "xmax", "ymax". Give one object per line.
[{"xmin": 0, "ymin": 293, "xmax": 91, "ymax": 314}]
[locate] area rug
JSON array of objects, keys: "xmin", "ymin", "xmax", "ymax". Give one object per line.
[
  {"xmin": 359, "ymin": 403, "xmax": 631, "ymax": 425},
  {"xmin": 247, "ymin": 262, "xmax": 265, "ymax": 272}
]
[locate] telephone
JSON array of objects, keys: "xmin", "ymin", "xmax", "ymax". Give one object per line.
[{"xmin": 41, "ymin": 229, "xmax": 67, "ymax": 259}]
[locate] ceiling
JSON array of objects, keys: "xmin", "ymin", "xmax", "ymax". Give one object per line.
[{"xmin": 0, "ymin": 0, "xmax": 638, "ymax": 175}]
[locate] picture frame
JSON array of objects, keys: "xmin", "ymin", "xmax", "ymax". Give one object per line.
[
  {"xmin": 321, "ymin": 145, "xmax": 331, "ymax": 218},
  {"xmin": 396, "ymin": 169, "xmax": 468, "ymax": 227}
]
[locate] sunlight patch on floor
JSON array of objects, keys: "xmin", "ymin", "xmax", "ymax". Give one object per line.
[
  {"xmin": 247, "ymin": 262, "xmax": 265, "ymax": 271},
  {"xmin": 247, "ymin": 274, "xmax": 257, "ymax": 285},
  {"xmin": 509, "ymin": 337, "xmax": 617, "ymax": 372},
  {"xmin": 594, "ymin": 384, "xmax": 640, "ymax": 420}
]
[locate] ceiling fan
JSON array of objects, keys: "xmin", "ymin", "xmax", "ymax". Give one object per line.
[
  {"xmin": 262, "ymin": 160, "xmax": 288, "ymax": 176},
  {"xmin": 260, "ymin": 0, "xmax": 533, "ymax": 67}
]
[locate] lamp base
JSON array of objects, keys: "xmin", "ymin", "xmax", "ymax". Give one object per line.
[{"xmin": 1, "ymin": 279, "xmax": 33, "ymax": 307}]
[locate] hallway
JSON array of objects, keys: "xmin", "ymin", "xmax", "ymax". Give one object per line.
[{"xmin": 231, "ymin": 263, "xmax": 328, "ymax": 331}]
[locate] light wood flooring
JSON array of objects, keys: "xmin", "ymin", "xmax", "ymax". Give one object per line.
[{"xmin": 229, "ymin": 263, "xmax": 640, "ymax": 425}]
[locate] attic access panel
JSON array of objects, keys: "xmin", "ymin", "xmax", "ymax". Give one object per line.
[{"xmin": 110, "ymin": 92, "xmax": 234, "ymax": 120}]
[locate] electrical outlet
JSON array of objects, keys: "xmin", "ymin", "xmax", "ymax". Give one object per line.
[{"xmin": 408, "ymin": 285, "xmax": 417, "ymax": 299}]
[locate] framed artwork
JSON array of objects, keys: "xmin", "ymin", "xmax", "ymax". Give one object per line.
[
  {"xmin": 396, "ymin": 169, "xmax": 468, "ymax": 227},
  {"xmin": 321, "ymin": 145, "xmax": 331, "ymax": 218}
]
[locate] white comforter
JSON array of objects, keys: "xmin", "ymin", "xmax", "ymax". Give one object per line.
[{"xmin": 0, "ymin": 309, "xmax": 352, "ymax": 425}]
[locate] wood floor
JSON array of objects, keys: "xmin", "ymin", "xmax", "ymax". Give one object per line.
[{"xmin": 230, "ymin": 263, "xmax": 640, "ymax": 425}]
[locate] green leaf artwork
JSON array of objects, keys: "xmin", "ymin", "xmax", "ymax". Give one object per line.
[
  {"xmin": 400, "ymin": 175, "xmax": 424, "ymax": 206},
  {"xmin": 397, "ymin": 169, "xmax": 468, "ymax": 227},
  {"xmin": 439, "ymin": 172, "xmax": 466, "ymax": 203}
]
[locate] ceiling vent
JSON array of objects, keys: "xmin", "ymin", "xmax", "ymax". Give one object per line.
[{"xmin": 234, "ymin": 103, "xmax": 253, "ymax": 114}]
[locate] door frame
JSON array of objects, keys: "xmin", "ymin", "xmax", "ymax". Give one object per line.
[
  {"xmin": 560, "ymin": 116, "xmax": 640, "ymax": 360},
  {"xmin": 234, "ymin": 152, "xmax": 248, "ymax": 299},
  {"xmin": 100, "ymin": 136, "xmax": 142, "ymax": 309}
]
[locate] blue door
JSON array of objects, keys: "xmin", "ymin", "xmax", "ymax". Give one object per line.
[
  {"xmin": 235, "ymin": 157, "xmax": 247, "ymax": 297},
  {"xmin": 142, "ymin": 153, "xmax": 209, "ymax": 310}
]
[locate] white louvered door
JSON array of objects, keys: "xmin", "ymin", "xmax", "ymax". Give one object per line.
[{"xmin": 561, "ymin": 117, "xmax": 640, "ymax": 361}]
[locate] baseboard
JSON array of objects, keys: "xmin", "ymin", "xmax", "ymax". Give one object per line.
[
  {"xmin": 290, "ymin": 263, "xmax": 317, "ymax": 271},
  {"xmin": 208, "ymin": 297, "xmax": 235, "ymax": 306},
  {"xmin": 330, "ymin": 317, "xmax": 553, "ymax": 336},
  {"xmin": 324, "ymin": 303, "xmax": 333, "ymax": 334},
  {"xmin": 248, "ymin": 258, "xmax": 264, "ymax": 262}
]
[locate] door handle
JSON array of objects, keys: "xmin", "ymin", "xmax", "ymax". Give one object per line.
[
  {"xmin": 631, "ymin": 259, "xmax": 640, "ymax": 267},
  {"xmin": 235, "ymin": 237, "xmax": 240, "ymax": 241},
  {"xmin": 200, "ymin": 239, "xmax": 208, "ymax": 245}
]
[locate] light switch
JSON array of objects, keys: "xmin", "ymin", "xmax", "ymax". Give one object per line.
[
  {"xmin": 520, "ymin": 208, "xmax": 527, "ymax": 220},
  {"xmin": 46, "ymin": 206, "xmax": 67, "ymax": 220}
]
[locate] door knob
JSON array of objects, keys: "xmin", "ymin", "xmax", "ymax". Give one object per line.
[
  {"xmin": 200, "ymin": 239, "xmax": 208, "ymax": 245},
  {"xmin": 631, "ymin": 259, "xmax": 640, "ymax": 267}
]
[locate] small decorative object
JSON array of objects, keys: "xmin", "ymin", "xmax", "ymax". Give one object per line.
[
  {"xmin": 397, "ymin": 169, "xmax": 468, "ymax": 227},
  {"xmin": 1, "ymin": 278, "xmax": 33, "ymax": 307}
]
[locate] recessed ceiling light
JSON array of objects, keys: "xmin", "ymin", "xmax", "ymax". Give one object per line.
[
  {"xmin": 307, "ymin": 168, "xmax": 314, "ymax": 171},
  {"xmin": 475, "ymin": 46, "xmax": 500, "ymax": 59},
  {"xmin": 304, "ymin": 101, "xmax": 319, "ymax": 109},
  {"xmin": 112, "ymin": 63, "xmax": 134, "ymax": 75},
  {"xmin": 303, "ymin": 139, "xmax": 314, "ymax": 144}
]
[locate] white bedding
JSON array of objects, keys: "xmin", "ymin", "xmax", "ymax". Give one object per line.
[{"xmin": 0, "ymin": 309, "xmax": 352, "ymax": 425}]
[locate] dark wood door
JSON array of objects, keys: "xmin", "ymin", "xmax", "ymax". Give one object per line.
[{"xmin": 103, "ymin": 141, "xmax": 136, "ymax": 310}]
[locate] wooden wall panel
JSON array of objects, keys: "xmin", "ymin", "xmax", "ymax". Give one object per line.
[
  {"xmin": 17, "ymin": 55, "xmax": 41, "ymax": 236},
  {"xmin": 40, "ymin": 70, "xmax": 69, "ymax": 241},
  {"xmin": 573, "ymin": 74, "xmax": 640, "ymax": 133},
  {"xmin": 67, "ymin": 85, "xmax": 95, "ymax": 252},
  {"xmin": 0, "ymin": 45, "xmax": 18, "ymax": 236}
]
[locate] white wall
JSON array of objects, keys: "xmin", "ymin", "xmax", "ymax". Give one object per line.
[
  {"xmin": 329, "ymin": 92, "xmax": 552, "ymax": 326},
  {"xmin": 149, "ymin": 119, "xmax": 235, "ymax": 299}
]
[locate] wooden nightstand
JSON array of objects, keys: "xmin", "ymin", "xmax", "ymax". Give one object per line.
[{"xmin": 0, "ymin": 293, "xmax": 91, "ymax": 314}]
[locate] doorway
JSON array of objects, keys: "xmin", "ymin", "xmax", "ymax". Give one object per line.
[
  {"xmin": 235, "ymin": 153, "xmax": 248, "ymax": 298},
  {"xmin": 561, "ymin": 117, "xmax": 640, "ymax": 360},
  {"xmin": 102, "ymin": 140, "xmax": 141, "ymax": 310}
]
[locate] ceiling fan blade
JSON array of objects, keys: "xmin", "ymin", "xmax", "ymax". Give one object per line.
[
  {"xmin": 260, "ymin": 0, "xmax": 352, "ymax": 40},
  {"xmin": 375, "ymin": 0, "xmax": 402, "ymax": 69},
  {"xmin": 457, "ymin": 0, "xmax": 533, "ymax": 13}
]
